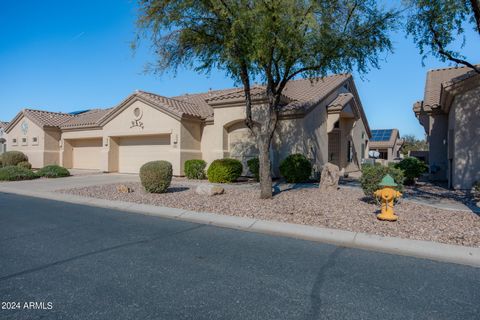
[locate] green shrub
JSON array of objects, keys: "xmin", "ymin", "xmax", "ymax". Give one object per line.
[
  {"xmin": 140, "ymin": 160, "xmax": 172, "ymax": 193},
  {"xmin": 2, "ymin": 151, "xmax": 28, "ymax": 166},
  {"xmin": 184, "ymin": 159, "xmax": 207, "ymax": 179},
  {"xmin": 394, "ymin": 157, "xmax": 428, "ymax": 185},
  {"xmin": 360, "ymin": 164, "xmax": 404, "ymax": 197},
  {"xmin": 0, "ymin": 166, "xmax": 38, "ymax": 181},
  {"xmin": 17, "ymin": 161, "xmax": 32, "ymax": 170},
  {"xmin": 207, "ymin": 158, "xmax": 243, "ymax": 183},
  {"xmin": 279, "ymin": 154, "xmax": 312, "ymax": 183},
  {"xmin": 36, "ymin": 165, "xmax": 70, "ymax": 178},
  {"xmin": 0, "ymin": 154, "xmax": 2, "ymax": 167},
  {"xmin": 247, "ymin": 157, "xmax": 259, "ymax": 181}
]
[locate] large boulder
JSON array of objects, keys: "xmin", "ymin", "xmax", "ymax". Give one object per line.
[
  {"xmin": 195, "ymin": 184, "xmax": 225, "ymax": 196},
  {"xmin": 319, "ymin": 162, "xmax": 340, "ymax": 191}
]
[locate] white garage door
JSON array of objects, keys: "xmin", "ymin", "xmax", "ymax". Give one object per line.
[
  {"xmin": 118, "ymin": 135, "xmax": 171, "ymax": 173},
  {"xmin": 72, "ymin": 138, "xmax": 102, "ymax": 170}
]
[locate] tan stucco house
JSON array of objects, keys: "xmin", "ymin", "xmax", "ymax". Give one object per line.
[
  {"xmin": 4, "ymin": 74, "xmax": 371, "ymax": 176},
  {"xmin": 368, "ymin": 129, "xmax": 403, "ymax": 164},
  {"xmin": 414, "ymin": 66, "xmax": 480, "ymax": 189},
  {"xmin": 0, "ymin": 121, "xmax": 8, "ymax": 154}
]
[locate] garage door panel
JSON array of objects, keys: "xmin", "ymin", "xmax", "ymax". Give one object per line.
[
  {"xmin": 118, "ymin": 135, "xmax": 171, "ymax": 173},
  {"xmin": 71, "ymin": 138, "xmax": 102, "ymax": 170}
]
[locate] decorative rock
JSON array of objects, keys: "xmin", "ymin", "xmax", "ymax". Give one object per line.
[
  {"xmin": 116, "ymin": 184, "xmax": 133, "ymax": 193},
  {"xmin": 195, "ymin": 184, "xmax": 225, "ymax": 196},
  {"xmin": 319, "ymin": 162, "xmax": 340, "ymax": 191}
]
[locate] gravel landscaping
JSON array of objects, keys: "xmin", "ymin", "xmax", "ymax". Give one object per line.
[{"xmin": 59, "ymin": 181, "xmax": 480, "ymax": 247}]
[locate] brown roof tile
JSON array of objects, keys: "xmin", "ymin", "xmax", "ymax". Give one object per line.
[
  {"xmin": 23, "ymin": 109, "xmax": 74, "ymax": 127},
  {"xmin": 327, "ymin": 93, "xmax": 354, "ymax": 112},
  {"xmin": 172, "ymin": 88, "xmax": 240, "ymax": 118},
  {"xmin": 136, "ymin": 90, "xmax": 206, "ymax": 118},
  {"xmin": 0, "ymin": 121, "xmax": 8, "ymax": 129},
  {"xmin": 421, "ymin": 65, "xmax": 477, "ymax": 111},
  {"xmin": 61, "ymin": 108, "xmax": 112, "ymax": 129}
]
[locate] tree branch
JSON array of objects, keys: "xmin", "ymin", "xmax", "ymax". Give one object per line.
[
  {"xmin": 469, "ymin": 0, "xmax": 480, "ymax": 34},
  {"xmin": 429, "ymin": 22, "xmax": 480, "ymax": 73}
]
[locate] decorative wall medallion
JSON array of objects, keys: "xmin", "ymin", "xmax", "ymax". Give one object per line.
[
  {"xmin": 130, "ymin": 107, "xmax": 144, "ymax": 129},
  {"xmin": 133, "ymin": 107, "xmax": 143, "ymax": 120},
  {"xmin": 21, "ymin": 120, "xmax": 29, "ymax": 135}
]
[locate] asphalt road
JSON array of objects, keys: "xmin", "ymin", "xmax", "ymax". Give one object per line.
[{"xmin": 0, "ymin": 193, "xmax": 478, "ymax": 320}]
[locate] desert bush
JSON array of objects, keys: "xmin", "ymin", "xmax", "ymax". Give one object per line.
[
  {"xmin": 17, "ymin": 161, "xmax": 32, "ymax": 170},
  {"xmin": 360, "ymin": 163, "xmax": 404, "ymax": 197},
  {"xmin": 140, "ymin": 160, "xmax": 172, "ymax": 193},
  {"xmin": 247, "ymin": 157, "xmax": 259, "ymax": 182},
  {"xmin": 184, "ymin": 159, "xmax": 207, "ymax": 180},
  {"xmin": 207, "ymin": 158, "xmax": 243, "ymax": 183},
  {"xmin": 394, "ymin": 157, "xmax": 428, "ymax": 185},
  {"xmin": 2, "ymin": 151, "xmax": 28, "ymax": 166},
  {"xmin": 0, "ymin": 166, "xmax": 38, "ymax": 181},
  {"xmin": 279, "ymin": 154, "xmax": 312, "ymax": 183},
  {"xmin": 36, "ymin": 165, "xmax": 70, "ymax": 178}
]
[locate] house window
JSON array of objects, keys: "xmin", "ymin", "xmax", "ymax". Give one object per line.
[
  {"xmin": 12, "ymin": 138, "xmax": 18, "ymax": 146},
  {"xmin": 361, "ymin": 143, "xmax": 365, "ymax": 159},
  {"xmin": 21, "ymin": 137, "xmax": 28, "ymax": 146},
  {"xmin": 347, "ymin": 140, "xmax": 353, "ymax": 162},
  {"xmin": 32, "ymin": 136, "xmax": 39, "ymax": 146},
  {"xmin": 334, "ymin": 121, "xmax": 340, "ymax": 129}
]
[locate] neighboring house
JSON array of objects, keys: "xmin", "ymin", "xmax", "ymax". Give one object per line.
[
  {"xmin": 368, "ymin": 129, "xmax": 403, "ymax": 164},
  {"xmin": 413, "ymin": 66, "xmax": 480, "ymax": 189},
  {"xmin": 0, "ymin": 121, "xmax": 8, "ymax": 154},
  {"xmin": 4, "ymin": 74, "xmax": 371, "ymax": 176}
]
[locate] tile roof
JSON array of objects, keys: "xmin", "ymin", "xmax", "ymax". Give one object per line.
[
  {"xmin": 369, "ymin": 129, "xmax": 400, "ymax": 148},
  {"xmin": 420, "ymin": 65, "xmax": 477, "ymax": 112},
  {"xmin": 61, "ymin": 108, "xmax": 112, "ymax": 129},
  {"xmin": 5, "ymin": 73, "xmax": 356, "ymax": 130},
  {"xmin": 0, "ymin": 121, "xmax": 8, "ymax": 129},
  {"xmin": 327, "ymin": 93, "xmax": 354, "ymax": 112},
  {"xmin": 23, "ymin": 109, "xmax": 75, "ymax": 128},
  {"xmin": 172, "ymin": 88, "xmax": 247, "ymax": 119},
  {"xmin": 136, "ymin": 90, "xmax": 207, "ymax": 118}
]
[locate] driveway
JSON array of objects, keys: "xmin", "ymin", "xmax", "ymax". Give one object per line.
[
  {"xmin": 0, "ymin": 172, "xmax": 139, "ymax": 193},
  {"xmin": 0, "ymin": 193, "xmax": 478, "ymax": 320}
]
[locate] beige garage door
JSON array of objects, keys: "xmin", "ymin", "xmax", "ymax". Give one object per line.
[
  {"xmin": 118, "ymin": 135, "xmax": 171, "ymax": 173},
  {"xmin": 72, "ymin": 138, "xmax": 102, "ymax": 170}
]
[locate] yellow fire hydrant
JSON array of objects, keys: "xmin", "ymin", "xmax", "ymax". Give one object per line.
[{"xmin": 374, "ymin": 174, "xmax": 402, "ymax": 221}]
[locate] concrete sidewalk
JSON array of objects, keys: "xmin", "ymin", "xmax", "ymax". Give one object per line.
[{"xmin": 0, "ymin": 177, "xmax": 479, "ymax": 268}]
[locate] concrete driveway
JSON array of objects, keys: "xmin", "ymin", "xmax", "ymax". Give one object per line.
[{"xmin": 0, "ymin": 172, "xmax": 139, "ymax": 193}]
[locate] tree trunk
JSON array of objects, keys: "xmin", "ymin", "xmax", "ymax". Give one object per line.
[{"xmin": 258, "ymin": 135, "xmax": 273, "ymax": 199}]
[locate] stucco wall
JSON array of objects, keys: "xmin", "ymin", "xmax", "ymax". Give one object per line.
[
  {"xmin": 201, "ymin": 105, "xmax": 246, "ymax": 167},
  {"xmin": 179, "ymin": 119, "xmax": 203, "ymax": 173},
  {"xmin": 6, "ymin": 116, "xmax": 46, "ymax": 168},
  {"xmin": 450, "ymin": 86, "xmax": 480, "ymax": 189},
  {"xmin": 103, "ymin": 100, "xmax": 182, "ymax": 174},
  {"xmin": 428, "ymin": 113, "xmax": 448, "ymax": 181}
]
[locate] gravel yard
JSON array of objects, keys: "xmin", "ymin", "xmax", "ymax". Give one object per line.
[{"xmin": 60, "ymin": 181, "xmax": 480, "ymax": 247}]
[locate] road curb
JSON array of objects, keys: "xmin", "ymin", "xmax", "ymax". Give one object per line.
[{"xmin": 1, "ymin": 187, "xmax": 479, "ymax": 268}]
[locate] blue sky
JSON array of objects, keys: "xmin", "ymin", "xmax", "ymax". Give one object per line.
[{"xmin": 1, "ymin": 0, "xmax": 479, "ymax": 138}]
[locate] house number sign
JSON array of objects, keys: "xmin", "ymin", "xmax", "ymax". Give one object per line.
[{"xmin": 130, "ymin": 107, "xmax": 144, "ymax": 129}]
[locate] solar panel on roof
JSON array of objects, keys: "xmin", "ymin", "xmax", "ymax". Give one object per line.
[
  {"xmin": 69, "ymin": 109, "xmax": 90, "ymax": 115},
  {"xmin": 370, "ymin": 129, "xmax": 392, "ymax": 141}
]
